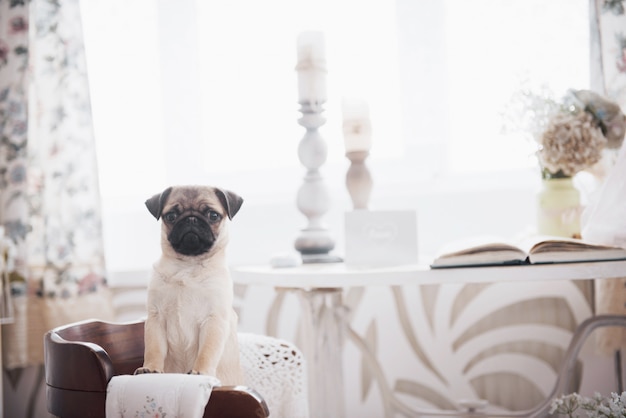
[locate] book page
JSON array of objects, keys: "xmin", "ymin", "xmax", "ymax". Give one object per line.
[
  {"xmin": 519, "ymin": 235, "xmax": 626, "ymax": 263},
  {"xmin": 431, "ymin": 235, "xmax": 527, "ymax": 268}
]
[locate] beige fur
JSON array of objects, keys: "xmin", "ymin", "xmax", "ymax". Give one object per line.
[{"xmin": 135, "ymin": 186, "xmax": 244, "ymax": 385}]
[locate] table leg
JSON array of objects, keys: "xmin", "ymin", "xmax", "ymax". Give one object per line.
[{"xmin": 296, "ymin": 288, "xmax": 347, "ymax": 418}]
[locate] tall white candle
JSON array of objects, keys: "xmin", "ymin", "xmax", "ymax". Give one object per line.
[
  {"xmin": 296, "ymin": 31, "xmax": 327, "ymax": 104},
  {"xmin": 342, "ymin": 98, "xmax": 372, "ymax": 153}
]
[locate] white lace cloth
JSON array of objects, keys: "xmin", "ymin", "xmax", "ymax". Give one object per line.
[
  {"xmin": 239, "ymin": 333, "xmax": 309, "ymax": 418},
  {"xmin": 105, "ymin": 333, "xmax": 308, "ymax": 418}
]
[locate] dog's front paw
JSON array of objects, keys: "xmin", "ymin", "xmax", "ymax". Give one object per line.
[
  {"xmin": 188, "ymin": 369, "xmax": 215, "ymax": 375},
  {"xmin": 134, "ymin": 367, "xmax": 162, "ymax": 375}
]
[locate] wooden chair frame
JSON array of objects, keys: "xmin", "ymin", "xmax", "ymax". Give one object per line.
[{"xmin": 44, "ymin": 319, "xmax": 270, "ymax": 418}]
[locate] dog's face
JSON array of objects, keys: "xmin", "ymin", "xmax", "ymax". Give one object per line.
[{"xmin": 145, "ymin": 185, "xmax": 243, "ymax": 258}]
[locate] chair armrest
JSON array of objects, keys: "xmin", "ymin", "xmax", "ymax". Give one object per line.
[
  {"xmin": 206, "ymin": 385, "xmax": 270, "ymax": 418},
  {"xmin": 44, "ymin": 330, "xmax": 115, "ymax": 392}
]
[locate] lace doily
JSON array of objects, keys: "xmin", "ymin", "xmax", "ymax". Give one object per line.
[{"xmin": 239, "ymin": 333, "xmax": 309, "ymax": 418}]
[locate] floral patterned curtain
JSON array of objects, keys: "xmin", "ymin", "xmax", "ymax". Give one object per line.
[
  {"xmin": 0, "ymin": 0, "xmax": 114, "ymax": 375},
  {"xmin": 591, "ymin": 0, "xmax": 626, "ymax": 104}
]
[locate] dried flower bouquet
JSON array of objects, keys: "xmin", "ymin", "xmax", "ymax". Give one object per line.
[{"xmin": 504, "ymin": 87, "xmax": 626, "ymax": 178}]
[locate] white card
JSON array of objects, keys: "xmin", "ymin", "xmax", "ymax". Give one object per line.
[{"xmin": 344, "ymin": 210, "xmax": 418, "ymax": 267}]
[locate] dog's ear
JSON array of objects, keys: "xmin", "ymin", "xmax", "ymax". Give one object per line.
[
  {"xmin": 145, "ymin": 187, "xmax": 173, "ymax": 220},
  {"xmin": 215, "ymin": 188, "xmax": 243, "ymax": 220}
]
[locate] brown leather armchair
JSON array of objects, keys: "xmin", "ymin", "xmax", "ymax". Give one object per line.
[{"xmin": 44, "ymin": 319, "xmax": 270, "ymax": 418}]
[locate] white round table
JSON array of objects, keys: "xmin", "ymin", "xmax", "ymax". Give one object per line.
[{"xmin": 232, "ymin": 260, "xmax": 626, "ymax": 418}]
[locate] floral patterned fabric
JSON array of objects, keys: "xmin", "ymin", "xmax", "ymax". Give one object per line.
[
  {"xmin": 591, "ymin": 0, "xmax": 626, "ymax": 105},
  {"xmin": 106, "ymin": 374, "xmax": 220, "ymax": 418},
  {"xmin": 0, "ymin": 0, "xmax": 114, "ymax": 369}
]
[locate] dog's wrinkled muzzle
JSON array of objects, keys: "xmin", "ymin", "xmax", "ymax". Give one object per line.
[{"xmin": 168, "ymin": 216, "xmax": 215, "ymax": 256}]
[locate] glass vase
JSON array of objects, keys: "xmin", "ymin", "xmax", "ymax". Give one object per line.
[{"xmin": 537, "ymin": 177, "xmax": 581, "ymax": 238}]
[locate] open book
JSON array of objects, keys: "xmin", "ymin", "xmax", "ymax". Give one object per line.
[{"xmin": 430, "ymin": 234, "xmax": 626, "ymax": 268}]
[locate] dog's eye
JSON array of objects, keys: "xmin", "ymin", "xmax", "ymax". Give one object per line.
[
  {"xmin": 208, "ymin": 211, "xmax": 221, "ymax": 223},
  {"xmin": 163, "ymin": 212, "xmax": 177, "ymax": 222}
]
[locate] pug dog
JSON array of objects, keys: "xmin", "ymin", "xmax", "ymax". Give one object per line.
[{"xmin": 134, "ymin": 185, "xmax": 244, "ymax": 385}]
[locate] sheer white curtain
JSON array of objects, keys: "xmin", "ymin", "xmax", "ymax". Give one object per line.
[{"xmin": 79, "ymin": 0, "xmax": 589, "ymax": 271}]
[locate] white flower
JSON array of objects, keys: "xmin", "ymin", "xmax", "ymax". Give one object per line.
[
  {"xmin": 551, "ymin": 392, "xmax": 626, "ymax": 418},
  {"xmin": 551, "ymin": 393, "xmax": 583, "ymax": 417}
]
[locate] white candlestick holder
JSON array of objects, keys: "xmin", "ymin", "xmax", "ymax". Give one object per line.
[
  {"xmin": 345, "ymin": 150, "xmax": 372, "ymax": 210},
  {"xmin": 294, "ymin": 101, "xmax": 341, "ymax": 263}
]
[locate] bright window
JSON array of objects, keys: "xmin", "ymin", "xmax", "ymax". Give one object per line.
[
  {"xmin": 442, "ymin": 0, "xmax": 589, "ymax": 173},
  {"xmin": 81, "ymin": 0, "xmax": 589, "ymax": 198}
]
